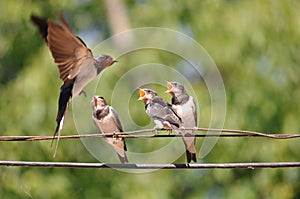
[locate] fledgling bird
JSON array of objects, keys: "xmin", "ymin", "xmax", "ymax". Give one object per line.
[
  {"xmin": 139, "ymin": 88, "xmax": 196, "ymax": 163},
  {"xmin": 166, "ymin": 82, "xmax": 197, "ymax": 163},
  {"xmin": 91, "ymin": 96, "xmax": 128, "ymax": 163},
  {"xmin": 138, "ymin": 88, "xmax": 182, "ymax": 131},
  {"xmin": 30, "ymin": 15, "xmax": 117, "ymax": 157}
]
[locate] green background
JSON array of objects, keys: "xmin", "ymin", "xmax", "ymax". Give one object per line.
[{"xmin": 0, "ymin": 0, "xmax": 299, "ymax": 198}]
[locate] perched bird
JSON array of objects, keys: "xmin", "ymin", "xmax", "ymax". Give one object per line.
[
  {"xmin": 138, "ymin": 88, "xmax": 182, "ymax": 130},
  {"xmin": 138, "ymin": 88, "xmax": 196, "ymax": 163},
  {"xmin": 166, "ymin": 82, "xmax": 197, "ymax": 163},
  {"xmin": 91, "ymin": 96, "xmax": 128, "ymax": 163},
  {"xmin": 30, "ymin": 15, "xmax": 117, "ymax": 157}
]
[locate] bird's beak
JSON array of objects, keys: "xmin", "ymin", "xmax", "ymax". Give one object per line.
[
  {"xmin": 109, "ymin": 60, "xmax": 118, "ymax": 66},
  {"xmin": 138, "ymin": 88, "xmax": 146, "ymax": 101},
  {"xmin": 92, "ymin": 96, "xmax": 106, "ymax": 107},
  {"xmin": 92, "ymin": 96, "xmax": 98, "ymax": 106},
  {"xmin": 165, "ymin": 82, "xmax": 173, "ymax": 93}
]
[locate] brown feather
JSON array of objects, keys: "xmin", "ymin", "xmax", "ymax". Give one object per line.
[{"xmin": 46, "ymin": 18, "xmax": 93, "ymax": 82}]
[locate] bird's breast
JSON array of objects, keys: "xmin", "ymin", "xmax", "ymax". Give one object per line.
[
  {"xmin": 72, "ymin": 59, "xmax": 97, "ymax": 97},
  {"xmin": 97, "ymin": 114, "xmax": 120, "ymax": 134},
  {"xmin": 172, "ymin": 104, "xmax": 183, "ymax": 118},
  {"xmin": 173, "ymin": 97, "xmax": 196, "ymax": 127},
  {"xmin": 153, "ymin": 119, "xmax": 164, "ymax": 129}
]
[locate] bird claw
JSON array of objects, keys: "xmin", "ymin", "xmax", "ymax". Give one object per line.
[
  {"xmin": 179, "ymin": 126, "xmax": 186, "ymax": 131},
  {"xmin": 152, "ymin": 127, "xmax": 160, "ymax": 135},
  {"xmin": 79, "ymin": 90, "xmax": 87, "ymax": 97},
  {"xmin": 166, "ymin": 129, "xmax": 173, "ymax": 135},
  {"xmin": 192, "ymin": 126, "xmax": 198, "ymax": 133},
  {"xmin": 112, "ymin": 132, "xmax": 121, "ymax": 139},
  {"xmin": 179, "ymin": 126, "xmax": 186, "ymax": 135}
]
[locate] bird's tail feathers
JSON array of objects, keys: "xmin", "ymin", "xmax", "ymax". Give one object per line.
[
  {"xmin": 186, "ymin": 150, "xmax": 197, "ymax": 163},
  {"xmin": 51, "ymin": 83, "xmax": 73, "ymax": 157},
  {"xmin": 56, "ymin": 84, "xmax": 73, "ymax": 127},
  {"xmin": 174, "ymin": 127, "xmax": 197, "ymax": 163},
  {"xmin": 117, "ymin": 139, "xmax": 128, "ymax": 163},
  {"xmin": 30, "ymin": 15, "xmax": 48, "ymax": 42},
  {"xmin": 52, "ymin": 114, "xmax": 66, "ymax": 158},
  {"xmin": 117, "ymin": 153, "xmax": 129, "ymax": 164}
]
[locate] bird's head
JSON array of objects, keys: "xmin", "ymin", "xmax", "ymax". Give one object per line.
[
  {"xmin": 91, "ymin": 95, "xmax": 107, "ymax": 110},
  {"xmin": 95, "ymin": 55, "xmax": 118, "ymax": 69},
  {"xmin": 165, "ymin": 81, "xmax": 185, "ymax": 96},
  {"xmin": 138, "ymin": 88, "xmax": 158, "ymax": 103}
]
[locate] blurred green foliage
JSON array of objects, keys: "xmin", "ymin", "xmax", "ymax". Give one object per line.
[{"xmin": 0, "ymin": 0, "xmax": 300, "ymax": 198}]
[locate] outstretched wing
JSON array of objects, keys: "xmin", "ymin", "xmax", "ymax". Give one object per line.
[
  {"xmin": 31, "ymin": 15, "xmax": 94, "ymax": 82},
  {"xmin": 47, "ymin": 16, "xmax": 94, "ymax": 81}
]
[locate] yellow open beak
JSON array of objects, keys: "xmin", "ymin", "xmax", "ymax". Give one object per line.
[
  {"xmin": 165, "ymin": 82, "xmax": 173, "ymax": 93},
  {"xmin": 138, "ymin": 88, "xmax": 146, "ymax": 101}
]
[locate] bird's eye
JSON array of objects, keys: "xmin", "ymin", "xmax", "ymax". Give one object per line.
[{"xmin": 97, "ymin": 96, "xmax": 104, "ymax": 100}]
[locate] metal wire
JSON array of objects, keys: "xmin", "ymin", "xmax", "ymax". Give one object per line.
[
  {"xmin": 1, "ymin": 127, "xmax": 299, "ymax": 169},
  {"xmin": 1, "ymin": 160, "xmax": 300, "ymax": 169},
  {"xmin": 0, "ymin": 127, "xmax": 299, "ymax": 142}
]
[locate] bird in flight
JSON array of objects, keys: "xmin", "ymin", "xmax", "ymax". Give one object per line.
[{"xmin": 31, "ymin": 15, "xmax": 117, "ymax": 157}]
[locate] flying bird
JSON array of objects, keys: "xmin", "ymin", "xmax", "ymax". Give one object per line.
[
  {"xmin": 30, "ymin": 15, "xmax": 117, "ymax": 157},
  {"xmin": 166, "ymin": 82, "xmax": 197, "ymax": 163},
  {"xmin": 139, "ymin": 88, "xmax": 196, "ymax": 163},
  {"xmin": 91, "ymin": 96, "xmax": 128, "ymax": 163}
]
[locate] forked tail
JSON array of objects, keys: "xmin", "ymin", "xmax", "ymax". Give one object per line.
[{"xmin": 51, "ymin": 83, "xmax": 73, "ymax": 157}]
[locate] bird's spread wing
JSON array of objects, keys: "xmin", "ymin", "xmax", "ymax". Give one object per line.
[
  {"xmin": 47, "ymin": 16, "xmax": 94, "ymax": 81},
  {"xmin": 30, "ymin": 15, "xmax": 48, "ymax": 42}
]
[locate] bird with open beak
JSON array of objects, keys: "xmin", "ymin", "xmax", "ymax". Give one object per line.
[
  {"xmin": 166, "ymin": 82, "xmax": 197, "ymax": 163},
  {"xmin": 91, "ymin": 96, "xmax": 128, "ymax": 163},
  {"xmin": 30, "ymin": 15, "xmax": 117, "ymax": 157},
  {"xmin": 138, "ymin": 88, "xmax": 182, "ymax": 130},
  {"xmin": 139, "ymin": 88, "xmax": 197, "ymax": 163}
]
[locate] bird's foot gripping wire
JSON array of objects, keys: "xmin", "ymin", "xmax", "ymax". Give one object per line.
[
  {"xmin": 152, "ymin": 126, "xmax": 161, "ymax": 135},
  {"xmin": 192, "ymin": 126, "xmax": 198, "ymax": 134},
  {"xmin": 112, "ymin": 132, "xmax": 122, "ymax": 140},
  {"xmin": 165, "ymin": 129, "xmax": 173, "ymax": 135},
  {"xmin": 178, "ymin": 126, "xmax": 186, "ymax": 135},
  {"xmin": 111, "ymin": 133, "xmax": 120, "ymax": 144}
]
